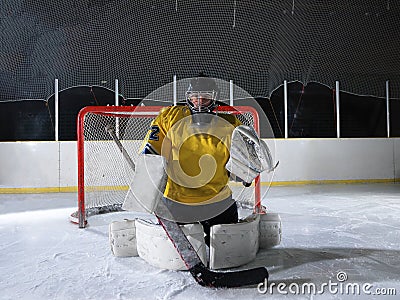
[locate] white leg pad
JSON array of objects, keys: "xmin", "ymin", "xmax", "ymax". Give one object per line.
[
  {"xmin": 122, "ymin": 154, "xmax": 167, "ymax": 213},
  {"xmin": 209, "ymin": 214, "xmax": 260, "ymax": 269},
  {"xmin": 122, "ymin": 188, "xmax": 148, "ymax": 213},
  {"xmin": 135, "ymin": 219, "xmax": 207, "ymax": 271},
  {"xmin": 109, "ymin": 219, "xmax": 138, "ymax": 257},
  {"xmin": 259, "ymin": 213, "xmax": 282, "ymax": 249}
]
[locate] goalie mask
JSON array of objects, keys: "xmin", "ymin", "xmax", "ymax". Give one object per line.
[{"xmin": 186, "ymin": 76, "xmax": 220, "ymax": 125}]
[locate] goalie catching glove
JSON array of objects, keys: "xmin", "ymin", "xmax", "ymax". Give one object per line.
[{"xmin": 225, "ymin": 125, "xmax": 278, "ymax": 185}]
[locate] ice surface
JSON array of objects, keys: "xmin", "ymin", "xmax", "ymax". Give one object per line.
[{"xmin": 1, "ymin": 184, "xmax": 399, "ymax": 299}]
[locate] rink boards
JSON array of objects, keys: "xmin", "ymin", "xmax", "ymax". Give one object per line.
[{"xmin": 0, "ymin": 138, "xmax": 399, "ymax": 192}]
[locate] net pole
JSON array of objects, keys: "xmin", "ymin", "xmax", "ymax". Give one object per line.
[
  {"xmin": 76, "ymin": 107, "xmax": 88, "ymax": 228},
  {"xmin": 173, "ymin": 75, "xmax": 177, "ymax": 106},
  {"xmin": 230, "ymin": 80, "xmax": 234, "ymax": 106},
  {"xmin": 284, "ymin": 80, "xmax": 288, "ymax": 138},
  {"xmin": 252, "ymin": 110, "xmax": 262, "ymax": 213},
  {"xmin": 55, "ymin": 79, "xmax": 59, "ymax": 141},
  {"xmin": 386, "ymin": 80, "xmax": 390, "ymax": 138},
  {"xmin": 336, "ymin": 81, "xmax": 340, "ymax": 138}
]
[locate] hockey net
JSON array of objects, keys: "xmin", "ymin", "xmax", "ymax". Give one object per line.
[{"xmin": 74, "ymin": 105, "xmax": 261, "ymax": 228}]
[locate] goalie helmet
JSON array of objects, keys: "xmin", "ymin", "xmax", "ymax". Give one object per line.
[{"xmin": 186, "ymin": 75, "xmax": 220, "ymax": 114}]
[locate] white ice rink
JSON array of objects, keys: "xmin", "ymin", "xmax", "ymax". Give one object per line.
[{"xmin": 1, "ymin": 183, "xmax": 399, "ymax": 299}]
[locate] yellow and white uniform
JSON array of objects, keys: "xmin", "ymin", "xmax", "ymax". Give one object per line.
[{"xmin": 143, "ymin": 105, "xmax": 241, "ymax": 205}]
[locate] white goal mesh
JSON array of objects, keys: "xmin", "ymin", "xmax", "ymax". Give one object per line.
[{"xmin": 75, "ymin": 105, "xmax": 261, "ymax": 228}]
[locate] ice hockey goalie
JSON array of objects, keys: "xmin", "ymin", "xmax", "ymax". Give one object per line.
[{"xmin": 109, "ymin": 127, "xmax": 281, "ymax": 270}]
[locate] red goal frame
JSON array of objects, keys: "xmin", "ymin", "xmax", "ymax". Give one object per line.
[{"xmin": 76, "ymin": 105, "xmax": 262, "ymax": 228}]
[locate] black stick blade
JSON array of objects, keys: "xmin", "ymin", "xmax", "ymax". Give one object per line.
[{"xmin": 190, "ymin": 263, "xmax": 268, "ymax": 288}]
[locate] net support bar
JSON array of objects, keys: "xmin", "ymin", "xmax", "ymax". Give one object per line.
[
  {"xmin": 115, "ymin": 79, "xmax": 119, "ymax": 106},
  {"xmin": 386, "ymin": 80, "xmax": 390, "ymax": 138},
  {"xmin": 115, "ymin": 79, "xmax": 120, "ymax": 138},
  {"xmin": 173, "ymin": 75, "xmax": 177, "ymax": 105},
  {"xmin": 284, "ymin": 80, "xmax": 288, "ymax": 138},
  {"xmin": 230, "ymin": 80, "xmax": 234, "ymax": 106},
  {"xmin": 336, "ymin": 81, "xmax": 340, "ymax": 138},
  {"xmin": 55, "ymin": 78, "xmax": 59, "ymax": 142}
]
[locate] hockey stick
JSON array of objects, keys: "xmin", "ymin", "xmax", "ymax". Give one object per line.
[
  {"xmin": 105, "ymin": 124, "xmax": 135, "ymax": 172},
  {"xmin": 106, "ymin": 124, "xmax": 269, "ymax": 288}
]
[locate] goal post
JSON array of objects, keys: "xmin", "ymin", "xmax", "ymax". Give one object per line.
[{"xmin": 74, "ymin": 105, "xmax": 261, "ymax": 228}]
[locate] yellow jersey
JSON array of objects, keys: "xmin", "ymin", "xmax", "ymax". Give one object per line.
[{"xmin": 143, "ymin": 105, "xmax": 241, "ymax": 204}]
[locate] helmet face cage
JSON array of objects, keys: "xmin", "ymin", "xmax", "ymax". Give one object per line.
[
  {"xmin": 186, "ymin": 90, "xmax": 218, "ymax": 113},
  {"xmin": 186, "ymin": 77, "xmax": 219, "ymax": 114}
]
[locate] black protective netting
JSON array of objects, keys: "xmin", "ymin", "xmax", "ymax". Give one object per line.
[
  {"xmin": 1, "ymin": 0, "xmax": 400, "ymax": 101},
  {"xmin": 1, "ymin": 1, "xmax": 400, "ymax": 140}
]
